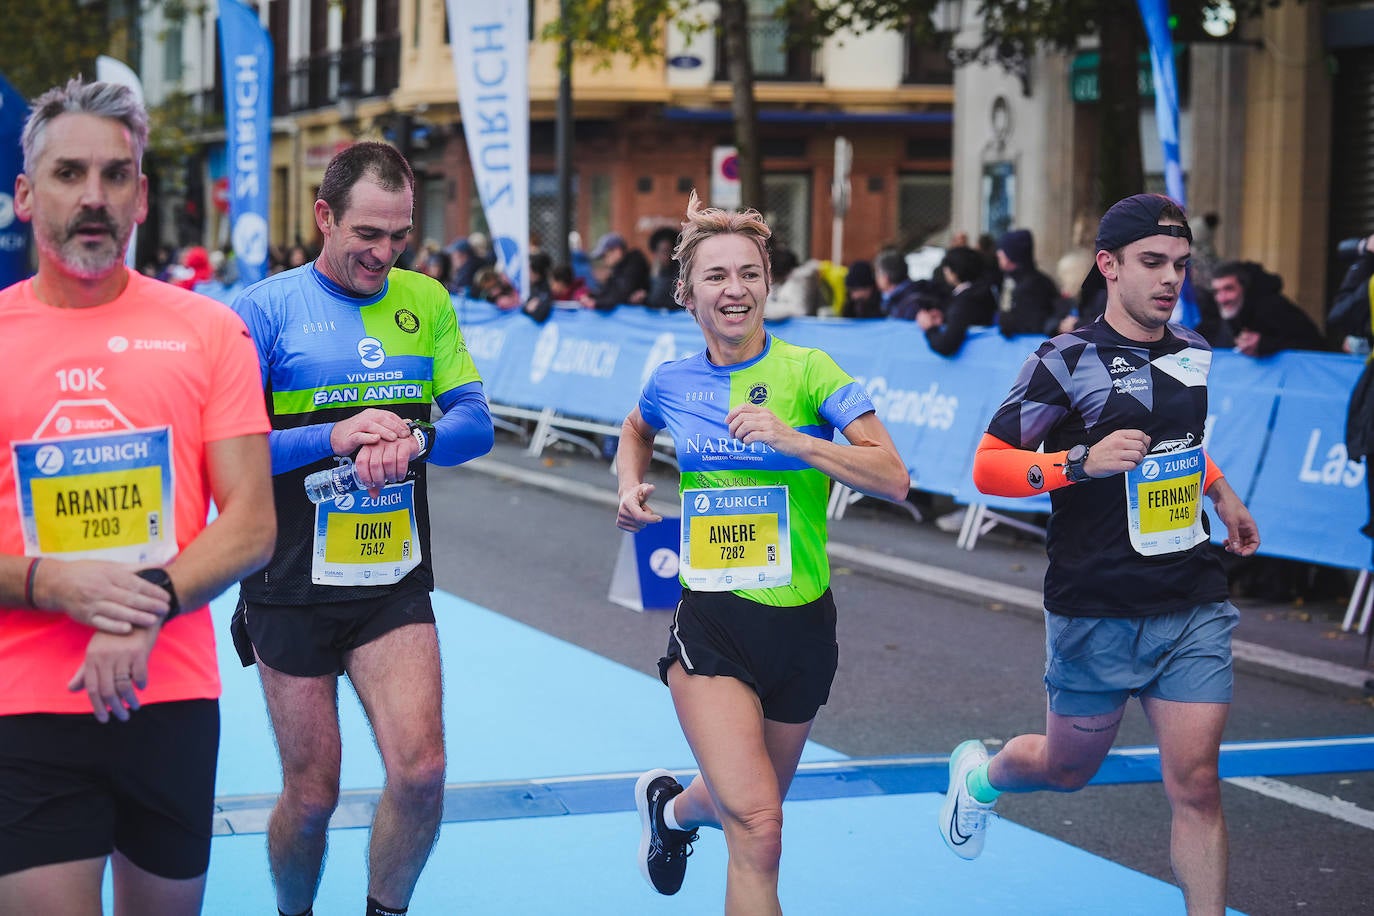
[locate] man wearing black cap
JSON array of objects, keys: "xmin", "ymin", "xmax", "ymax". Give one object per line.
[
  {"xmin": 579, "ymin": 231, "xmax": 651, "ymax": 311},
  {"xmin": 994, "ymin": 228, "xmax": 1058, "ymax": 338},
  {"xmin": 938, "ymin": 194, "xmax": 1260, "ymax": 916}
]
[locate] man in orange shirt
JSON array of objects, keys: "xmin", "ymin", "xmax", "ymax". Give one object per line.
[{"xmin": 0, "ymin": 78, "xmax": 275, "ymax": 915}]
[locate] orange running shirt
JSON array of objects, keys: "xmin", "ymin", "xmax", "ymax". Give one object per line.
[{"xmin": 0, "ymin": 270, "xmax": 270, "ymax": 714}]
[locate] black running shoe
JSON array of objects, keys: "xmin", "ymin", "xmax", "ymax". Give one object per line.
[{"xmin": 635, "ymin": 768, "xmax": 698, "ymax": 895}]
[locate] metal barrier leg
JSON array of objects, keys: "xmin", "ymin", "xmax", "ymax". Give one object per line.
[
  {"xmin": 1360, "ymin": 578, "xmax": 1374, "ymax": 636},
  {"xmin": 827, "ymin": 483, "xmax": 853, "ymax": 521},
  {"xmin": 525, "ymin": 407, "xmax": 557, "ymax": 458},
  {"xmin": 957, "ymin": 504, "xmax": 985, "ymax": 550},
  {"xmin": 1343, "ymin": 570, "xmax": 1370, "ymax": 633}
]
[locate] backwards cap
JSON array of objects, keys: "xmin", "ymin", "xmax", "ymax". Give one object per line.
[
  {"xmin": 1082, "ymin": 193, "xmax": 1192, "ymax": 294},
  {"xmin": 1095, "ymin": 193, "xmax": 1191, "ymax": 251}
]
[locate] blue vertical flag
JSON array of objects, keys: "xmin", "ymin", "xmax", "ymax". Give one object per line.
[
  {"xmin": 0, "ymin": 71, "xmax": 31, "ymax": 289},
  {"xmin": 218, "ymin": 0, "xmax": 273, "ymax": 286},
  {"xmin": 1137, "ymin": 0, "xmax": 1199, "ymax": 326}
]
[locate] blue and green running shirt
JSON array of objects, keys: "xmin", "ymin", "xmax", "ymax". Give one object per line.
[
  {"xmin": 639, "ymin": 334, "xmax": 876, "ymax": 607},
  {"xmin": 232, "ymin": 264, "xmax": 483, "ymax": 605}
]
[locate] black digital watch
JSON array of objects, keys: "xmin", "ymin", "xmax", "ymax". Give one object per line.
[
  {"xmin": 1063, "ymin": 443, "xmax": 1091, "ymax": 483},
  {"xmin": 135, "ymin": 567, "xmax": 181, "ymax": 622}
]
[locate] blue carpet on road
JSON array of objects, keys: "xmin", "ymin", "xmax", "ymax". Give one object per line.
[{"xmin": 106, "ymin": 590, "xmax": 1245, "ymax": 914}]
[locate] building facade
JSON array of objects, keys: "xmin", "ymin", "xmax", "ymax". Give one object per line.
[
  {"xmin": 948, "ymin": 0, "xmax": 1373, "ymax": 323},
  {"xmin": 140, "ymin": 0, "xmax": 955, "ymax": 270}
]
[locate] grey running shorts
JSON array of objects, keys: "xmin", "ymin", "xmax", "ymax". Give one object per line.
[{"xmin": 1044, "ymin": 601, "xmax": 1240, "ymax": 717}]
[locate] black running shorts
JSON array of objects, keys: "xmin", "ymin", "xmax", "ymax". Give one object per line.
[
  {"xmin": 0, "ymin": 699, "xmax": 219, "ymax": 879},
  {"xmin": 658, "ymin": 587, "xmax": 839, "ymax": 724},
  {"xmin": 231, "ymin": 578, "xmax": 435, "ymax": 677}
]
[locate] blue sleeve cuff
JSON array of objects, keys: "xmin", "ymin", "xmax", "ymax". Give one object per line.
[
  {"xmin": 429, "ymin": 382, "xmax": 495, "ymax": 466},
  {"xmin": 270, "ymin": 424, "xmax": 335, "ymax": 474}
]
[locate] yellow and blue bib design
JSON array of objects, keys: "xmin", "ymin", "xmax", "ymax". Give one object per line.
[{"xmin": 13, "ymin": 427, "xmax": 176, "ymax": 564}]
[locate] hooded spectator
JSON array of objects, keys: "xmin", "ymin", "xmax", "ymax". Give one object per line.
[
  {"xmin": 1203, "ymin": 260, "xmax": 1326, "ymax": 356},
  {"xmin": 994, "ymin": 229, "xmax": 1057, "ymax": 338},
  {"xmin": 840, "ymin": 259, "xmax": 882, "ymax": 319}
]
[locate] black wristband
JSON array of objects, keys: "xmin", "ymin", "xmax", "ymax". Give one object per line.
[
  {"xmin": 23, "ymin": 557, "xmax": 41, "ymax": 608},
  {"xmin": 135, "ymin": 568, "xmax": 181, "ymax": 623}
]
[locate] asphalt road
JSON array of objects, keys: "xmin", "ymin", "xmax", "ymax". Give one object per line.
[{"xmin": 425, "ymin": 445, "xmax": 1374, "ymax": 916}]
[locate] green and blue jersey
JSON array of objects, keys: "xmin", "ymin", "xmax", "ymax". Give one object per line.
[{"xmin": 640, "ymin": 335, "xmax": 875, "ymax": 606}]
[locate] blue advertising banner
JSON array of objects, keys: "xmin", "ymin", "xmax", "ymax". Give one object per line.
[
  {"xmin": 217, "ymin": 0, "xmax": 273, "ymax": 286},
  {"xmin": 1202, "ymin": 350, "xmax": 1283, "ymax": 505},
  {"xmin": 0, "ymin": 71, "xmax": 30, "ymax": 289},
  {"xmin": 1244, "ymin": 352, "xmax": 1366, "ymax": 569},
  {"xmin": 456, "ymin": 304, "xmax": 1370, "ymax": 572}
]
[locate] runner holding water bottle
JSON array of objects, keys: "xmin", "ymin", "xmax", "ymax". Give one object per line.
[{"xmin": 228, "ymin": 142, "xmax": 493, "ymax": 916}]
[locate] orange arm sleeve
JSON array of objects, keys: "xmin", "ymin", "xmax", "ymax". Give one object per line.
[
  {"xmin": 1203, "ymin": 450, "xmax": 1223, "ymax": 494},
  {"xmin": 972, "ymin": 433, "xmax": 1073, "ymax": 497}
]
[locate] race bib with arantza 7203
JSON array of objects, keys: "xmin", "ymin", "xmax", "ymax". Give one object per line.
[{"xmin": 12, "ymin": 427, "xmax": 177, "ymax": 564}]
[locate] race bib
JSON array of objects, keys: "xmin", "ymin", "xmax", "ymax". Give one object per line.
[
  {"xmin": 311, "ymin": 482, "xmax": 421, "ymax": 586},
  {"xmin": 12, "ymin": 428, "xmax": 177, "ymax": 564},
  {"xmin": 680, "ymin": 485, "xmax": 791, "ymax": 591},
  {"xmin": 1125, "ymin": 445, "xmax": 1206, "ymax": 556}
]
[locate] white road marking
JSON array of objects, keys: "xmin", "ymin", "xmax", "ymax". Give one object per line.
[{"xmin": 1226, "ymin": 776, "xmax": 1374, "ymax": 830}]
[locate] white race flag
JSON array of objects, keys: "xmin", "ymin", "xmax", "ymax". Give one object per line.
[{"xmin": 446, "ymin": 1, "xmax": 530, "ymax": 298}]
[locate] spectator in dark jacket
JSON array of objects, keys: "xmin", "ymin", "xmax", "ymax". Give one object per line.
[
  {"xmin": 917, "ymin": 246, "xmax": 997, "ymax": 356},
  {"xmin": 1204, "ymin": 260, "xmax": 1325, "ymax": 356},
  {"xmin": 446, "ymin": 238, "xmax": 484, "ymax": 298},
  {"xmin": 521, "ymin": 251, "xmax": 556, "ymax": 323},
  {"xmin": 1329, "ymin": 234, "xmax": 1374, "ymax": 570},
  {"xmin": 579, "ymin": 232, "xmax": 651, "ymax": 310},
  {"xmin": 840, "ymin": 259, "xmax": 882, "ymax": 318},
  {"xmin": 1329, "ymin": 234, "xmax": 1374, "ymax": 350},
  {"xmin": 877, "ymin": 251, "xmax": 935, "ymax": 320},
  {"xmin": 994, "ymin": 229, "xmax": 1057, "ymax": 338},
  {"xmin": 644, "ymin": 226, "xmax": 681, "ymax": 310}
]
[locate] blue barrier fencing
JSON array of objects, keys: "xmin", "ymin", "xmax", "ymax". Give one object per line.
[{"xmin": 454, "ymin": 300, "xmax": 1368, "ymax": 573}]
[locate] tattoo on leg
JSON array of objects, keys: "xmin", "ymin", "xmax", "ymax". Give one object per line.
[{"xmin": 1070, "ymin": 715, "xmax": 1123, "ymax": 734}]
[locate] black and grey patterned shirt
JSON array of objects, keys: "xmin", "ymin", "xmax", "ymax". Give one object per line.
[{"xmin": 985, "ymin": 318, "xmax": 1229, "ymax": 617}]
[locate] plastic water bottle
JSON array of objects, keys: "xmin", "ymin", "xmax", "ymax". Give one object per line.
[{"xmin": 304, "ymin": 458, "xmax": 366, "ymax": 504}]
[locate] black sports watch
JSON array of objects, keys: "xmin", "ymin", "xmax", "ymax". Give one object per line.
[
  {"xmin": 135, "ymin": 567, "xmax": 181, "ymax": 623},
  {"xmin": 1063, "ymin": 444, "xmax": 1091, "ymax": 483},
  {"xmin": 407, "ymin": 420, "xmax": 435, "ymax": 462}
]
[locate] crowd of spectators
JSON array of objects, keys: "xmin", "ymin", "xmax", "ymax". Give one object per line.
[{"xmin": 136, "ymin": 212, "xmax": 1337, "ymax": 374}]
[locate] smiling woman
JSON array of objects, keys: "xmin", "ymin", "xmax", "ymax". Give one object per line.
[{"xmin": 613, "ymin": 191, "xmax": 910, "ymax": 909}]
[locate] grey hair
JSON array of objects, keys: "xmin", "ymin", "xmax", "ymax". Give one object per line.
[{"xmin": 22, "ymin": 78, "xmax": 149, "ymax": 174}]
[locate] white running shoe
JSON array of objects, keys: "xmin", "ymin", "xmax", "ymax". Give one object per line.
[{"xmin": 939, "ymin": 739, "xmax": 995, "ymax": 860}]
